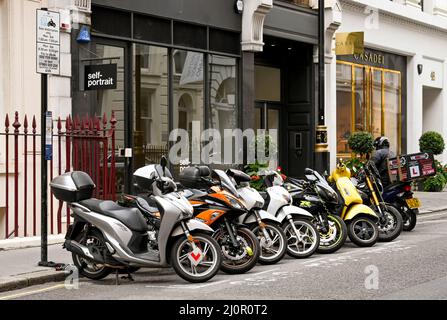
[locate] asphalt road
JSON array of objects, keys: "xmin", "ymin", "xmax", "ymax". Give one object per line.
[{"xmin": 2, "ymin": 211, "xmax": 447, "ymax": 300}]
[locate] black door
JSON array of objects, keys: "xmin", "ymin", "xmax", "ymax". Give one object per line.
[
  {"xmin": 282, "ymin": 61, "xmax": 314, "ymax": 178},
  {"xmin": 255, "ymin": 37, "xmax": 314, "ymax": 178}
]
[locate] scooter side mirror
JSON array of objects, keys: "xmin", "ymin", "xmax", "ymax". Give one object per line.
[{"xmin": 160, "ymin": 156, "xmax": 168, "ymax": 176}]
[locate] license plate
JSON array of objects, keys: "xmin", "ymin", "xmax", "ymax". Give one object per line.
[{"xmin": 406, "ymin": 198, "xmax": 421, "ymax": 209}]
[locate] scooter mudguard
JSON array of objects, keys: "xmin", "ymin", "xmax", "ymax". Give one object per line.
[
  {"xmin": 344, "ymin": 203, "xmax": 379, "ymax": 221},
  {"xmin": 276, "ymin": 205, "xmax": 313, "ymax": 223},
  {"xmin": 244, "ymin": 210, "xmax": 282, "ymax": 224},
  {"xmin": 171, "ymin": 219, "xmax": 214, "ymax": 237}
]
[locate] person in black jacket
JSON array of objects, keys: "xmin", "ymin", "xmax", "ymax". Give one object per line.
[{"xmin": 371, "ymin": 136, "xmax": 395, "ymax": 187}]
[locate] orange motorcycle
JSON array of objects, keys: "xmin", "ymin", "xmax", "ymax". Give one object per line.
[{"xmin": 179, "ymin": 166, "xmax": 261, "ymax": 274}]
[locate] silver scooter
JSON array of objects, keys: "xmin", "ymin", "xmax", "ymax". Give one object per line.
[
  {"xmin": 50, "ymin": 158, "xmax": 221, "ymax": 283},
  {"xmin": 225, "ymin": 169, "xmax": 287, "ymax": 265}
]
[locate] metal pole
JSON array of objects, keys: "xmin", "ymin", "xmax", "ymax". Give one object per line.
[
  {"xmin": 39, "ymin": 73, "xmax": 48, "ymax": 266},
  {"xmin": 314, "ymin": 0, "xmax": 330, "ymax": 173},
  {"xmin": 318, "ymin": 0, "xmax": 325, "ymax": 125}
]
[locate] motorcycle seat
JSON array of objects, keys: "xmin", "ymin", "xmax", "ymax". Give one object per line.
[{"xmin": 79, "ymin": 198, "xmax": 148, "ymax": 232}]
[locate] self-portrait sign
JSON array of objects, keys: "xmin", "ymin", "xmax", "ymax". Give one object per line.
[{"xmin": 84, "ymin": 64, "xmax": 117, "ymax": 90}]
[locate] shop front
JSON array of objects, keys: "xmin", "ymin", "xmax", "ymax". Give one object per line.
[
  {"xmin": 336, "ymin": 48, "xmax": 407, "ymax": 158},
  {"xmin": 70, "ymin": 0, "xmax": 339, "ymax": 193},
  {"xmin": 71, "ymin": 1, "xmax": 241, "ymax": 192}
]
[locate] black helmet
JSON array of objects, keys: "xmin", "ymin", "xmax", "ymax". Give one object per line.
[{"xmin": 374, "ymin": 136, "xmax": 390, "ymax": 150}]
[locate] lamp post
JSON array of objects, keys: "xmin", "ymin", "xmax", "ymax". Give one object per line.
[{"xmin": 315, "ymin": 0, "xmax": 330, "ymax": 173}]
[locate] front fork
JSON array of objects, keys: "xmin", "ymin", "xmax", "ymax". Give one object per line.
[
  {"xmin": 181, "ymin": 221, "xmax": 198, "ymax": 250},
  {"xmin": 253, "ymin": 211, "xmax": 273, "ymax": 247},
  {"xmin": 287, "ymin": 215, "xmax": 303, "ymax": 242},
  {"xmin": 366, "ymin": 176, "xmax": 386, "ymax": 224}
]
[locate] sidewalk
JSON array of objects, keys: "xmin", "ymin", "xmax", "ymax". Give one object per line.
[
  {"xmin": 0, "ymin": 243, "xmax": 71, "ymax": 292},
  {"xmin": 0, "ymin": 190, "xmax": 446, "ymax": 293},
  {"xmin": 414, "ymin": 189, "xmax": 447, "ymax": 214}
]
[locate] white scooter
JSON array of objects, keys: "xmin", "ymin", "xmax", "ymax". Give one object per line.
[
  {"xmin": 225, "ymin": 169, "xmax": 287, "ymax": 265},
  {"xmin": 259, "ymin": 170, "xmax": 320, "ymax": 259}
]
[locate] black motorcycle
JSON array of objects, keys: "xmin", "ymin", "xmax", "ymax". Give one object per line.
[
  {"xmin": 353, "ymin": 161, "xmax": 403, "ymax": 242},
  {"xmin": 285, "ymin": 168, "xmax": 348, "ymax": 254}
]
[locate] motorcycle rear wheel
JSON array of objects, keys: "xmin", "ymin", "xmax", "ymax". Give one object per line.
[
  {"xmin": 403, "ymin": 208, "xmax": 418, "ymax": 231},
  {"xmin": 72, "ymin": 229, "xmax": 113, "ymax": 280}
]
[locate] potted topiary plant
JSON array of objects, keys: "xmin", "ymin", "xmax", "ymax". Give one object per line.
[
  {"xmin": 347, "ymin": 131, "xmax": 374, "ymax": 159},
  {"xmin": 419, "ymin": 131, "xmax": 445, "ymax": 156},
  {"xmin": 419, "ymin": 131, "xmax": 446, "ymax": 192}
]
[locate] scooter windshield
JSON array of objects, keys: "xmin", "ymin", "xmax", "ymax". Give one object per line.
[{"xmin": 212, "ymin": 169, "xmax": 240, "ymax": 198}]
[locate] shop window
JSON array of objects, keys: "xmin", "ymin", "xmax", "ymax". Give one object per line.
[
  {"xmin": 209, "ymin": 55, "xmax": 238, "ymax": 164},
  {"xmin": 209, "ymin": 28, "xmax": 240, "ymax": 55},
  {"xmin": 91, "ymin": 6, "xmax": 131, "ymax": 38},
  {"xmin": 173, "ymin": 21, "xmax": 207, "ymax": 50},
  {"xmin": 133, "ymin": 44, "xmax": 169, "ymax": 168},
  {"xmin": 173, "ymin": 50, "xmax": 205, "ymax": 168},
  {"xmin": 133, "ymin": 14, "xmax": 171, "ymax": 44},
  {"xmin": 336, "ymin": 62, "xmax": 402, "ymax": 157},
  {"xmin": 336, "ymin": 63, "xmax": 352, "ymax": 155}
]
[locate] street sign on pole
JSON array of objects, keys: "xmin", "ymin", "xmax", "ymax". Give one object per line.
[
  {"xmin": 36, "ymin": 8, "xmax": 59, "ymax": 266},
  {"xmin": 36, "ymin": 9, "xmax": 60, "ymax": 75}
]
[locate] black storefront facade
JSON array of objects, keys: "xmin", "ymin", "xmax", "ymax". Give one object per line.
[{"xmin": 71, "ymin": 0, "xmax": 319, "ymax": 194}]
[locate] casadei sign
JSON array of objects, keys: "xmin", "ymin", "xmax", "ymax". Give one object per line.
[{"xmin": 84, "ymin": 64, "xmax": 117, "ymax": 90}]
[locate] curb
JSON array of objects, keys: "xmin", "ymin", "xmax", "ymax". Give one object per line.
[
  {"xmin": 419, "ymin": 208, "xmax": 447, "ymax": 215},
  {"xmin": 0, "ymin": 270, "xmax": 67, "ymax": 294}
]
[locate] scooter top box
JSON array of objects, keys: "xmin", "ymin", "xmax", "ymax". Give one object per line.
[
  {"xmin": 179, "ymin": 166, "xmax": 212, "ymax": 189},
  {"xmin": 387, "ymin": 152, "xmax": 436, "ymax": 183},
  {"xmin": 50, "ymin": 171, "xmax": 95, "ymax": 203}
]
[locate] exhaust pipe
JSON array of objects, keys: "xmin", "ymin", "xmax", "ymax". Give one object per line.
[{"xmin": 64, "ymin": 239, "xmax": 104, "ymax": 263}]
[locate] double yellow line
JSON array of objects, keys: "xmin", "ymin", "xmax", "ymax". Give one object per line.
[{"xmin": 0, "ymin": 283, "xmax": 66, "ymax": 300}]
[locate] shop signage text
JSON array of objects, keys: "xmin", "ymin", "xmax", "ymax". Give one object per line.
[
  {"xmin": 84, "ymin": 64, "xmax": 117, "ymax": 90},
  {"xmin": 353, "ymin": 52, "xmax": 385, "ymax": 66},
  {"xmin": 335, "ymin": 32, "xmax": 364, "ymax": 55},
  {"xmin": 36, "ymin": 9, "xmax": 60, "ymax": 75}
]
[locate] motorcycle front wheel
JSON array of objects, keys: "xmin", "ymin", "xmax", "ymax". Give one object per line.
[
  {"xmin": 316, "ymin": 214, "xmax": 348, "ymax": 254},
  {"xmin": 251, "ymin": 222, "xmax": 287, "ymax": 265},
  {"xmin": 216, "ymin": 227, "xmax": 260, "ymax": 274},
  {"xmin": 171, "ymin": 232, "xmax": 221, "ymax": 283},
  {"xmin": 282, "ymin": 218, "xmax": 320, "ymax": 259},
  {"xmin": 347, "ymin": 216, "xmax": 379, "ymax": 247},
  {"xmin": 377, "ymin": 204, "xmax": 403, "ymax": 242}
]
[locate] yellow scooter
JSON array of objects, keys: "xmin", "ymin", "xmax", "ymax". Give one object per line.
[{"xmin": 328, "ymin": 160, "xmax": 379, "ymax": 247}]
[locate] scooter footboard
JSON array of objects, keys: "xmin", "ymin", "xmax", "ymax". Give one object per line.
[
  {"xmin": 171, "ymin": 219, "xmax": 214, "ymax": 237},
  {"xmin": 344, "ymin": 204, "xmax": 379, "ymax": 221}
]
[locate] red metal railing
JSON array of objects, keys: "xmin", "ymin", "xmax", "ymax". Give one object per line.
[{"xmin": 0, "ymin": 111, "xmax": 117, "ymax": 239}]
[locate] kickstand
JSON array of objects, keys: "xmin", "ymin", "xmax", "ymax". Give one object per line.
[
  {"xmin": 121, "ymin": 270, "xmax": 134, "ymax": 282},
  {"xmin": 115, "ymin": 269, "xmax": 119, "ymax": 286}
]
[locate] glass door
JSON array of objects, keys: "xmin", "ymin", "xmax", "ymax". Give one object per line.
[
  {"xmin": 336, "ymin": 62, "xmax": 402, "ymax": 158},
  {"xmin": 86, "ymin": 39, "xmax": 131, "ymax": 194}
]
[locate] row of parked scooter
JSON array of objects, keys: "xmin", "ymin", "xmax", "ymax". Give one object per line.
[{"xmin": 49, "ymin": 156, "xmax": 419, "ymax": 283}]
